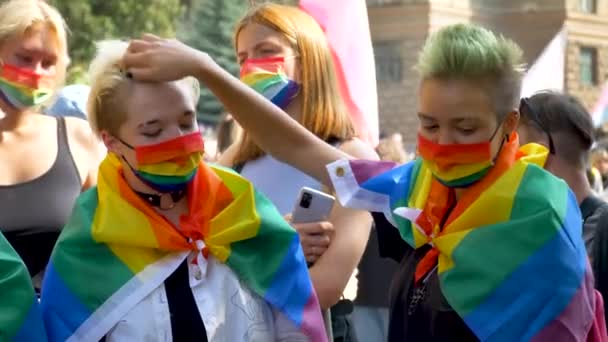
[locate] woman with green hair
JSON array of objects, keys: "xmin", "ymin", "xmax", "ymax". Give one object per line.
[{"xmin": 122, "ymin": 23, "xmax": 605, "ymax": 341}]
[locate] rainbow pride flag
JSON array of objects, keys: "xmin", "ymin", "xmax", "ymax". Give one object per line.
[
  {"xmin": 0, "ymin": 232, "xmax": 47, "ymax": 341},
  {"xmin": 592, "ymin": 82, "xmax": 608, "ymax": 127},
  {"xmin": 40, "ymin": 154, "xmax": 326, "ymax": 341},
  {"xmin": 327, "ymin": 135, "xmax": 597, "ymax": 341}
]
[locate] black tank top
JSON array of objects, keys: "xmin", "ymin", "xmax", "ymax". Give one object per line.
[{"xmin": 0, "ymin": 117, "xmax": 82, "ymax": 277}]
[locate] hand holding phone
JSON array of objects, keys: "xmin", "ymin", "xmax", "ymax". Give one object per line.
[
  {"xmin": 291, "ymin": 187, "xmax": 336, "ymax": 224},
  {"xmin": 290, "ymin": 187, "xmax": 336, "ymax": 265}
]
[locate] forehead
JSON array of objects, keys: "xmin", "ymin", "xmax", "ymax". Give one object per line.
[
  {"xmin": 418, "ymin": 78, "xmax": 495, "ymax": 122},
  {"xmin": 236, "ymin": 22, "xmax": 291, "ymax": 53},
  {"xmin": 0, "ymin": 24, "xmax": 59, "ymax": 59},
  {"xmin": 126, "ymin": 81, "xmax": 195, "ymax": 122}
]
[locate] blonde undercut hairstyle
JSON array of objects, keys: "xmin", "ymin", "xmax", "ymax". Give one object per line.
[
  {"xmin": 416, "ymin": 23, "xmax": 526, "ymax": 120},
  {"xmin": 0, "ymin": 0, "xmax": 70, "ymax": 91},
  {"xmin": 87, "ymin": 40, "xmax": 200, "ymax": 137}
]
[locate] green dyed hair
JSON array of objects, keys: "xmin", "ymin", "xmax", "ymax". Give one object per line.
[{"xmin": 416, "ymin": 23, "xmax": 526, "ymax": 120}]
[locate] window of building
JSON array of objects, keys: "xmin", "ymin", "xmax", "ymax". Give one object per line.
[
  {"xmin": 367, "ymin": 0, "xmax": 401, "ymax": 6},
  {"xmin": 580, "ymin": 47, "xmax": 598, "ymax": 86},
  {"xmin": 579, "ymin": 0, "xmax": 597, "ymax": 13},
  {"xmin": 374, "ymin": 41, "xmax": 403, "ymax": 82}
]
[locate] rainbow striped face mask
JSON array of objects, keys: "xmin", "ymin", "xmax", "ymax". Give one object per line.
[
  {"xmin": 0, "ymin": 63, "xmax": 54, "ymax": 110},
  {"xmin": 240, "ymin": 56, "xmax": 300, "ymax": 109},
  {"xmin": 417, "ymin": 127, "xmax": 505, "ymax": 188},
  {"xmin": 119, "ymin": 132, "xmax": 205, "ymax": 193}
]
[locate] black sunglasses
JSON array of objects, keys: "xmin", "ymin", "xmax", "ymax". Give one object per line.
[{"xmin": 520, "ymin": 98, "xmax": 556, "ymax": 155}]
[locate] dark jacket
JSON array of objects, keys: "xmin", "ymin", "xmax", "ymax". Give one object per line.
[
  {"xmin": 581, "ymin": 195, "xmax": 608, "ymax": 324},
  {"xmin": 372, "ymin": 212, "xmax": 478, "ymax": 341}
]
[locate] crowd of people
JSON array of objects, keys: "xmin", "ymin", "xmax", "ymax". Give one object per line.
[{"xmin": 1, "ymin": 0, "xmax": 608, "ymax": 341}]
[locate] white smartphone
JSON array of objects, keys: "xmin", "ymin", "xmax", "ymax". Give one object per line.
[{"xmin": 292, "ymin": 187, "xmax": 336, "ymax": 224}]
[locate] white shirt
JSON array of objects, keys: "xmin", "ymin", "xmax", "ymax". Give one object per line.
[
  {"xmin": 240, "ymin": 155, "xmax": 323, "ymax": 215},
  {"xmin": 105, "ymin": 253, "xmax": 308, "ymax": 342},
  {"xmin": 241, "ymin": 155, "xmax": 358, "ymax": 301}
]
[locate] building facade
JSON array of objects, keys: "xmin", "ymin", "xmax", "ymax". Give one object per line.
[{"xmin": 368, "ymin": 0, "xmax": 608, "ymax": 147}]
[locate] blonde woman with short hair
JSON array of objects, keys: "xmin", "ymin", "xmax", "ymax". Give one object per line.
[{"xmin": 40, "ymin": 40, "xmax": 325, "ymax": 342}]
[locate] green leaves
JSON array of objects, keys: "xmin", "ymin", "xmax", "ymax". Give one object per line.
[
  {"xmin": 50, "ymin": 0, "xmax": 183, "ymax": 83},
  {"xmin": 177, "ymin": 0, "xmax": 249, "ymax": 123},
  {"xmin": 50, "ymin": 0, "xmax": 297, "ymax": 121}
]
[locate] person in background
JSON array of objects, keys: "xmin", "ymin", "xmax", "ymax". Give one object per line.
[
  {"xmin": 376, "ymin": 133, "xmax": 409, "ymax": 165},
  {"xmin": 215, "ymin": 113, "xmax": 240, "ymax": 159},
  {"xmin": 588, "ymin": 165, "xmax": 605, "ymax": 196},
  {"xmin": 352, "ymin": 132, "xmax": 406, "ymax": 342},
  {"xmin": 45, "ymin": 84, "xmax": 90, "ymax": 120},
  {"xmin": 518, "ymin": 91, "xmax": 608, "ymax": 322},
  {"xmin": 120, "ymin": 23, "xmax": 607, "ymax": 341},
  {"xmin": 592, "ymin": 145, "xmax": 608, "ymax": 193},
  {"xmin": 219, "ymin": 4, "xmax": 377, "ymax": 341},
  {"xmin": 41, "ymin": 40, "xmax": 325, "ymax": 342},
  {"xmin": 0, "ymin": 0, "xmax": 102, "ymax": 288}
]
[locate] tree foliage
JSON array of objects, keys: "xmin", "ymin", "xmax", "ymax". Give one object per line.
[
  {"xmin": 47, "ymin": 0, "xmax": 298, "ymax": 121},
  {"xmin": 177, "ymin": 0, "xmax": 248, "ymax": 122},
  {"xmin": 50, "ymin": 0, "xmax": 183, "ymax": 83}
]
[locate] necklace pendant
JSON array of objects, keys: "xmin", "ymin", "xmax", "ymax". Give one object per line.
[{"xmin": 159, "ymin": 193, "xmax": 176, "ymax": 210}]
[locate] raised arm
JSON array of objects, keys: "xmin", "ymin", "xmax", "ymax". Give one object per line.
[{"xmin": 123, "ymin": 35, "xmax": 348, "ymax": 188}]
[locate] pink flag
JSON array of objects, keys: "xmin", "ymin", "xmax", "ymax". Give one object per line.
[
  {"xmin": 592, "ymin": 82, "xmax": 608, "ymax": 127},
  {"xmin": 300, "ymin": 0, "xmax": 379, "ymax": 147}
]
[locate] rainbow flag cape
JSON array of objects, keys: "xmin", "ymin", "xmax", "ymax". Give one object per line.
[
  {"xmin": 327, "ymin": 134, "xmax": 597, "ymax": 341},
  {"xmin": 0, "ymin": 232, "xmax": 47, "ymax": 341},
  {"xmin": 300, "ymin": 0, "xmax": 379, "ymax": 147},
  {"xmin": 40, "ymin": 154, "xmax": 326, "ymax": 341}
]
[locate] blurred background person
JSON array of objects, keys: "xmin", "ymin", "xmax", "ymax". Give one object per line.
[
  {"xmin": 518, "ymin": 91, "xmax": 608, "ymax": 322},
  {"xmin": 592, "ymin": 145, "xmax": 608, "ymax": 195},
  {"xmin": 213, "ymin": 113, "xmax": 240, "ymax": 161}
]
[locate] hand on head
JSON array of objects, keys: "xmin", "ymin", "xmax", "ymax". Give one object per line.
[{"xmin": 123, "ymin": 34, "xmax": 209, "ymax": 82}]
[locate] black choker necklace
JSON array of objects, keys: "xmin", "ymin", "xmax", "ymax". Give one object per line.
[{"xmin": 133, "ymin": 189, "xmax": 187, "ymax": 210}]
